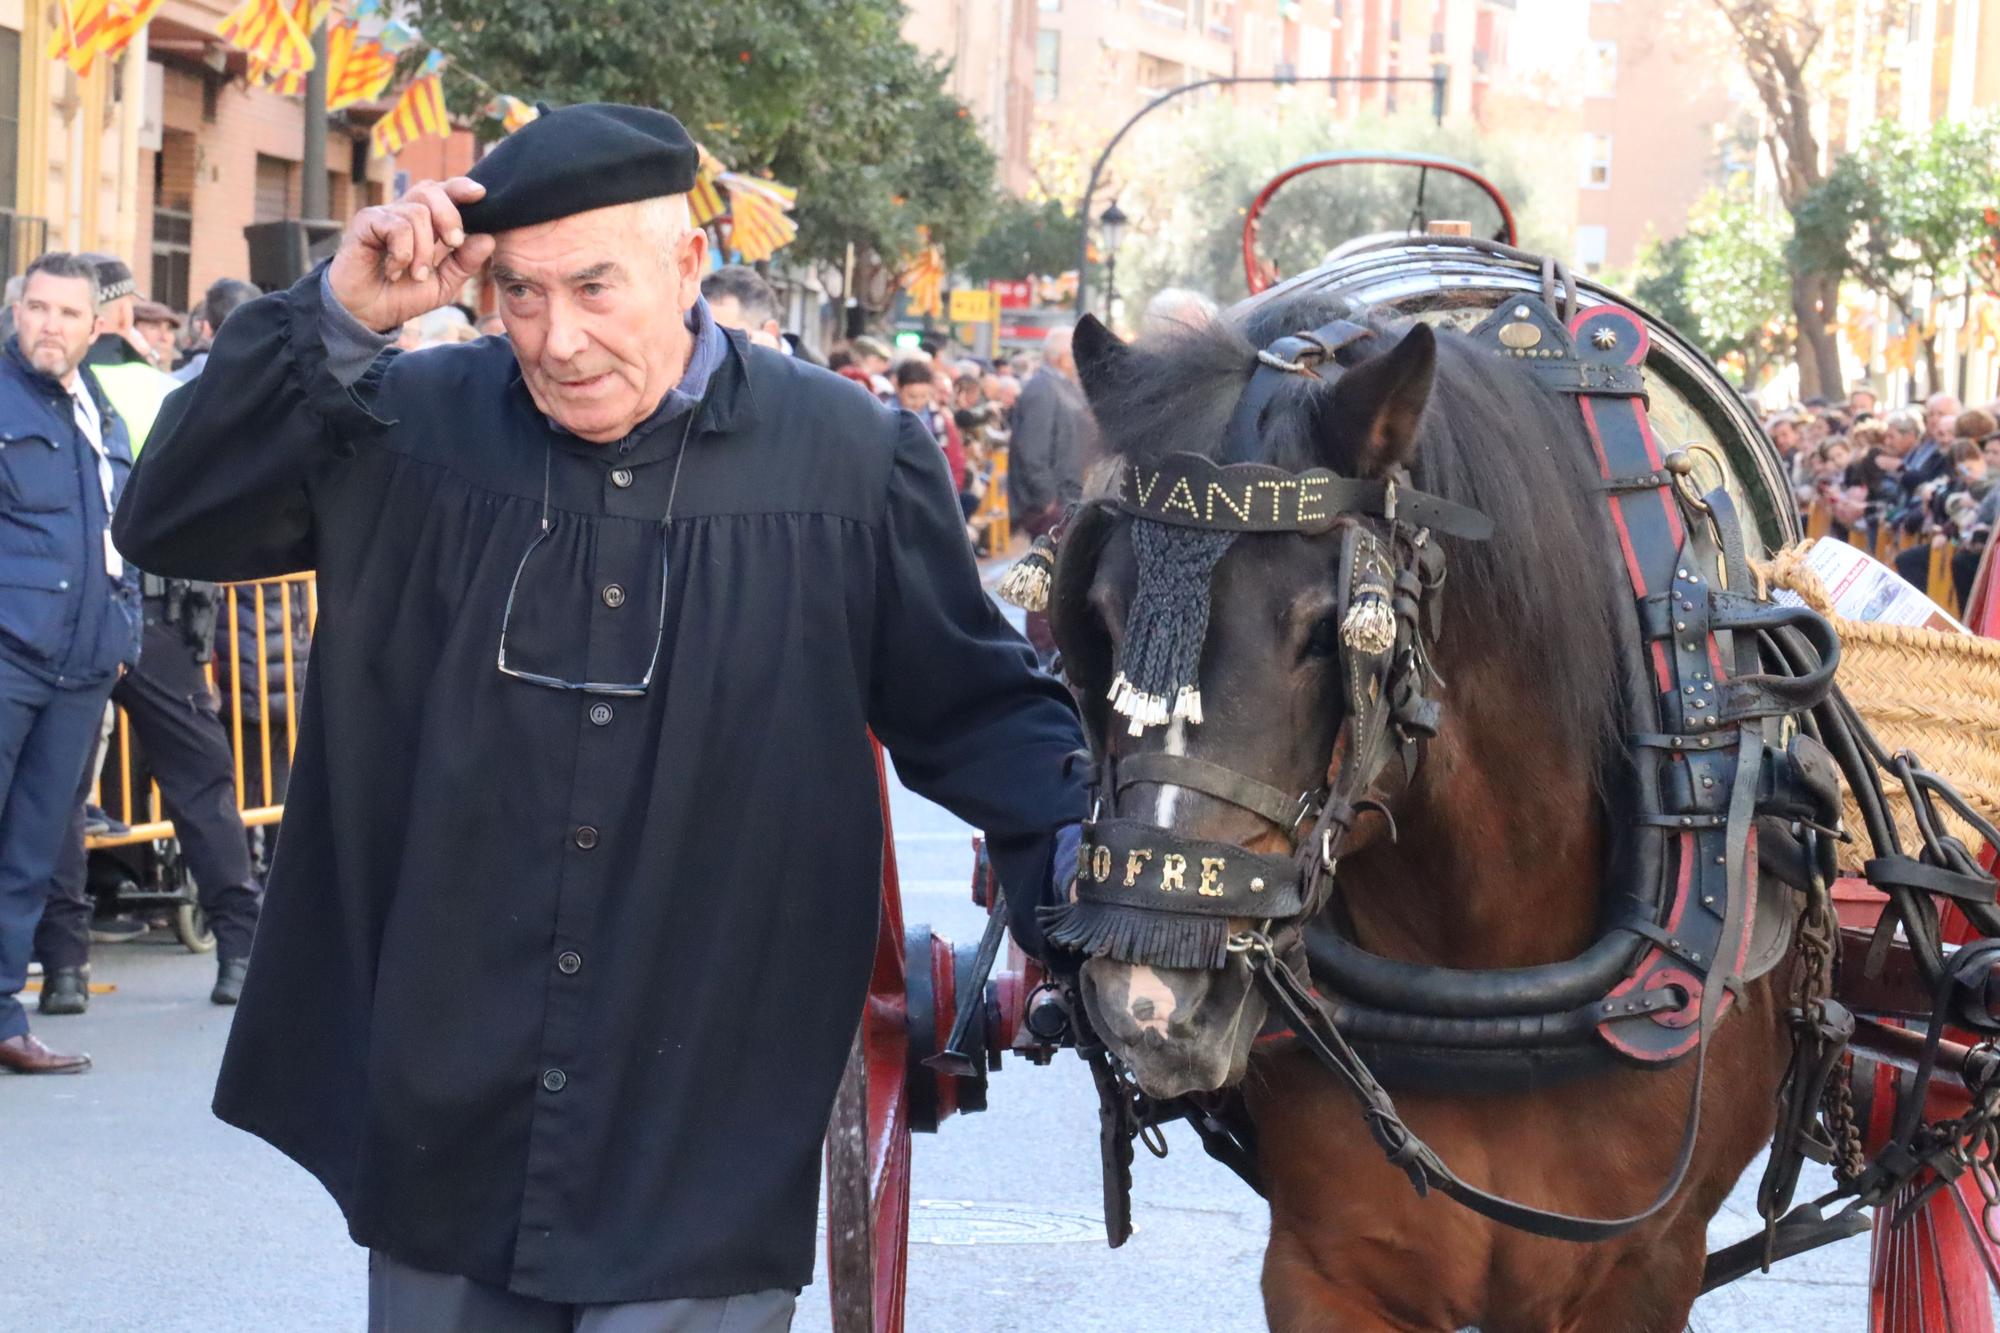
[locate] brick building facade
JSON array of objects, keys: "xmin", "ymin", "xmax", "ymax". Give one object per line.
[{"xmin": 3, "ymin": 0, "xmax": 418, "ymax": 313}]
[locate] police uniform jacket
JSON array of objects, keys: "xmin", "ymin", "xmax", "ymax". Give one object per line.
[
  {"xmin": 0, "ymin": 338, "xmax": 141, "ymax": 685},
  {"xmin": 112, "ymin": 272, "xmax": 1087, "ymax": 1303}
]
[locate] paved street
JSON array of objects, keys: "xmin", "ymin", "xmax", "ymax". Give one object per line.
[{"xmin": 2, "ymin": 750, "xmax": 1876, "ymax": 1331}]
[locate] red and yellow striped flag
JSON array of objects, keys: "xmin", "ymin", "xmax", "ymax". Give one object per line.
[
  {"xmin": 217, "ymin": 0, "xmax": 327, "ymax": 77},
  {"xmin": 49, "ymin": 0, "xmax": 164, "ymax": 76},
  {"xmin": 687, "ymin": 144, "xmax": 728, "ymax": 227},
  {"xmin": 328, "ymin": 23, "xmax": 396, "ymax": 108},
  {"xmin": 251, "ymin": 20, "xmax": 395, "ymax": 106},
  {"xmin": 723, "ymin": 183, "xmax": 797, "ymax": 264},
  {"xmin": 370, "ymin": 73, "xmax": 450, "ymax": 156}
]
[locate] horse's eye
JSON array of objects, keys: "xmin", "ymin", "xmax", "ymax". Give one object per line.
[{"xmin": 1302, "ymin": 613, "xmax": 1345, "ymax": 659}]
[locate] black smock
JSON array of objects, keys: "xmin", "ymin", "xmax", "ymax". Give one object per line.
[{"xmin": 112, "ymin": 273, "xmax": 1087, "ymax": 1303}]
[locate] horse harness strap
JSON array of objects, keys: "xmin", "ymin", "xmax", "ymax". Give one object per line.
[{"xmin": 1114, "ymin": 751, "xmax": 1320, "ymax": 832}]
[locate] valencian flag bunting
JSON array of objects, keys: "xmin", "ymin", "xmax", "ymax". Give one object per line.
[
  {"xmin": 49, "ymin": 0, "xmax": 164, "ymax": 76},
  {"xmin": 370, "ymin": 52, "xmax": 449, "ymax": 156},
  {"xmin": 255, "ymin": 18, "xmax": 397, "ymax": 108},
  {"xmin": 688, "ymin": 144, "xmax": 729, "ymax": 227},
  {"xmin": 217, "ymin": 0, "xmax": 327, "ymax": 78},
  {"xmin": 717, "ymin": 175, "xmax": 797, "ymax": 263},
  {"xmin": 187, "ymin": 0, "xmax": 804, "ymax": 258}
]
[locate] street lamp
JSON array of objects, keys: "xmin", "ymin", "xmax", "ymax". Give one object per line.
[{"xmin": 1100, "ymin": 201, "xmax": 1129, "ymax": 326}]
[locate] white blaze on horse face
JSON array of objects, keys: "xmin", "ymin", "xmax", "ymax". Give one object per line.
[
  {"xmin": 1125, "ymin": 965, "xmax": 1178, "ymax": 1036},
  {"xmin": 1154, "ymin": 717, "xmax": 1188, "ymax": 826}
]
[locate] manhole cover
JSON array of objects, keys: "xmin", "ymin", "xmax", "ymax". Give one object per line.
[{"xmin": 908, "ymin": 1199, "xmax": 1104, "ymax": 1246}]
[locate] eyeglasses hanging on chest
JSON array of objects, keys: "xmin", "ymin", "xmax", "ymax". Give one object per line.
[{"xmin": 495, "ymin": 415, "xmax": 694, "ymax": 696}]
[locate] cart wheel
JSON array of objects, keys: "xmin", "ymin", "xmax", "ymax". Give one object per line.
[
  {"xmin": 1858, "ymin": 1058, "xmax": 2000, "ymax": 1330},
  {"xmin": 174, "ymin": 902, "xmax": 216, "ymax": 954}
]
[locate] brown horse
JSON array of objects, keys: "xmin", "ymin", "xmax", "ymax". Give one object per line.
[{"xmin": 1045, "ymin": 295, "xmax": 1794, "ymax": 1332}]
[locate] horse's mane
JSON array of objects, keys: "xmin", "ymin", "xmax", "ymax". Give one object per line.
[{"xmin": 1085, "ymin": 291, "xmax": 1627, "ymax": 778}]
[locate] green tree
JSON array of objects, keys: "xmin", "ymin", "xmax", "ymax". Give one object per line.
[
  {"xmin": 1793, "ymin": 114, "xmax": 2000, "ymax": 384},
  {"xmin": 1625, "ymin": 233, "xmax": 1702, "ymax": 340},
  {"xmin": 1685, "ymin": 194, "xmax": 1794, "ymax": 384},
  {"xmin": 1707, "ymin": 0, "xmax": 1880, "ymax": 399},
  {"xmin": 1109, "ymin": 102, "xmax": 1557, "ymax": 323},
  {"xmin": 411, "ymin": 0, "xmax": 996, "ymax": 300},
  {"xmin": 1626, "ymin": 195, "xmax": 1792, "ymax": 386},
  {"xmin": 960, "ymin": 197, "xmax": 1084, "ymax": 283}
]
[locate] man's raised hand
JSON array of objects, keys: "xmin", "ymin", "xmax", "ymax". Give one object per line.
[{"xmin": 327, "ymin": 177, "xmax": 496, "ymax": 333}]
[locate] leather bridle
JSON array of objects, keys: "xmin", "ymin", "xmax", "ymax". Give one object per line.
[{"xmin": 1040, "ymin": 322, "xmax": 1491, "ymax": 973}]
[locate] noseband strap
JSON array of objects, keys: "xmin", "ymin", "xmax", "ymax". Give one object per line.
[{"xmin": 1114, "ymin": 751, "xmax": 1319, "ymax": 831}]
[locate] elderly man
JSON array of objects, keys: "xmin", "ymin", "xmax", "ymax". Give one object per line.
[
  {"xmin": 1007, "ymin": 326, "xmax": 1094, "ymax": 525},
  {"xmin": 133, "ymin": 300, "xmax": 182, "ymax": 368},
  {"xmin": 0, "ymin": 253, "xmax": 143, "ymax": 1074},
  {"xmin": 115, "ymin": 104, "xmax": 1083, "ymax": 1330}
]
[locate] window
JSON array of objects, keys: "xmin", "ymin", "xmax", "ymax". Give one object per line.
[
  {"xmin": 1136, "ymin": 54, "xmax": 1185, "ymax": 98},
  {"xmin": 1574, "ymin": 225, "xmax": 1608, "ymax": 276},
  {"xmin": 0, "ymin": 27, "xmax": 17, "ymax": 211},
  {"xmin": 151, "ymin": 132, "xmax": 196, "ymax": 311},
  {"xmin": 1036, "ymin": 29, "xmax": 1061, "ymax": 102},
  {"xmin": 1039, "ymin": 0, "xmax": 1061, "ymax": 9},
  {"xmin": 1581, "ymin": 132, "xmax": 1612, "ymax": 188},
  {"xmin": 1141, "ymin": 0, "xmax": 1190, "ymax": 26},
  {"xmin": 1586, "ymin": 40, "xmax": 1617, "ymax": 97},
  {"xmin": 254, "ymin": 154, "xmax": 296, "ymax": 222}
]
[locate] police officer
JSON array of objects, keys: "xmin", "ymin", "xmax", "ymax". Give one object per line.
[
  {"xmin": 0, "ymin": 253, "xmax": 142, "ymax": 1075},
  {"xmin": 33, "ymin": 261, "xmax": 262, "ymax": 1013}
]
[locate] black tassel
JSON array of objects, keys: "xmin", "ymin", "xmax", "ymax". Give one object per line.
[
  {"xmin": 1038, "ymin": 901, "xmax": 1231, "ymax": 971},
  {"xmin": 1110, "ymin": 521, "xmax": 1238, "ymax": 735}
]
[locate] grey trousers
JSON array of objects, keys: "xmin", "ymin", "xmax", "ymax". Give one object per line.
[{"xmin": 367, "ymin": 1252, "xmax": 797, "ymax": 1333}]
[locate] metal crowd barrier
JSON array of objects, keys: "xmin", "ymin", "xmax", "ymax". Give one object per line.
[
  {"xmin": 970, "ymin": 446, "xmax": 1011, "ymax": 556},
  {"xmin": 85, "ymin": 574, "xmax": 317, "ymax": 852}
]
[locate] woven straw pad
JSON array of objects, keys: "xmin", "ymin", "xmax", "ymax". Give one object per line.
[{"xmin": 1762, "ymin": 544, "xmax": 2000, "ymax": 873}]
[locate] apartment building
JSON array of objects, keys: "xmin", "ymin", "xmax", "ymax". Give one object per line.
[
  {"xmin": 1568, "ymin": 0, "xmax": 1738, "ymax": 276},
  {"xmin": 2, "ymin": 0, "xmax": 403, "ymax": 308}
]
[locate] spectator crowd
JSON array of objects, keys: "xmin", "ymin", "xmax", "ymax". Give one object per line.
[{"xmin": 1774, "ymin": 385, "xmax": 2000, "ymax": 608}]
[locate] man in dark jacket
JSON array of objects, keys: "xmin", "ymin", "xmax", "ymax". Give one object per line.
[
  {"xmin": 1006, "ymin": 325, "xmax": 1097, "ymax": 657},
  {"xmin": 1006, "ymin": 324, "xmax": 1095, "ymax": 529},
  {"xmin": 0, "ymin": 252, "xmax": 143, "ymax": 1074},
  {"xmin": 33, "ymin": 269, "xmax": 266, "ymax": 1013},
  {"xmin": 115, "ymin": 104, "xmax": 1083, "ymax": 1329}
]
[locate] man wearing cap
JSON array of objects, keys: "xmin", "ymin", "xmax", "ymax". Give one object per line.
[
  {"xmin": 116, "ymin": 104, "xmax": 1083, "ymax": 1328},
  {"xmin": 133, "ymin": 300, "xmax": 183, "ymax": 369},
  {"xmin": 81, "ymin": 255, "xmax": 179, "ymax": 443}
]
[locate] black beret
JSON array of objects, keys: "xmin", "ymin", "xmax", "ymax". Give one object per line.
[{"xmin": 461, "ymin": 103, "xmax": 699, "ymax": 234}]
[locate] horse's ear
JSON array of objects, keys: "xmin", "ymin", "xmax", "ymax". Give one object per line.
[
  {"xmin": 1072, "ymin": 314, "xmax": 1129, "ymax": 403},
  {"xmin": 1320, "ymin": 322, "xmax": 1436, "ymax": 477}
]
